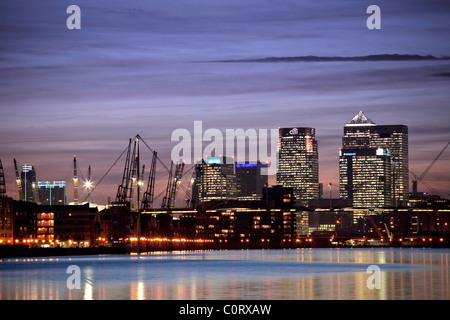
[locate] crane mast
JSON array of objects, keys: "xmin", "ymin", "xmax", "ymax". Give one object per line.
[
  {"xmin": 116, "ymin": 139, "xmax": 133, "ymax": 203},
  {"xmin": 142, "ymin": 151, "xmax": 157, "ymax": 210},
  {"xmin": 168, "ymin": 162, "xmax": 184, "ymax": 209},
  {"xmin": 138, "ymin": 163, "xmax": 145, "ymax": 209},
  {"xmin": 162, "ymin": 161, "xmax": 174, "ymax": 209},
  {"xmin": 73, "ymin": 156, "xmax": 78, "ymax": 204},
  {"xmin": 86, "ymin": 165, "xmax": 92, "ymax": 203},
  {"xmin": 13, "ymin": 158, "xmax": 24, "ymax": 201},
  {"xmin": 185, "ymin": 166, "xmax": 197, "ymax": 208},
  {"xmin": 0, "ymin": 158, "xmax": 6, "ymax": 197}
]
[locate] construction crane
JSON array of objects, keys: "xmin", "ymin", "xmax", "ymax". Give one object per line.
[
  {"xmin": 116, "ymin": 138, "xmax": 139, "ymax": 206},
  {"xmin": 73, "ymin": 156, "xmax": 79, "ymax": 204},
  {"xmin": 0, "ymin": 158, "xmax": 6, "ymax": 197},
  {"xmin": 137, "ymin": 163, "xmax": 145, "ymax": 209},
  {"xmin": 168, "ymin": 161, "xmax": 185, "ymax": 209},
  {"xmin": 366, "ymin": 214, "xmax": 384, "ymax": 242},
  {"xmin": 384, "ymin": 223, "xmax": 393, "ymax": 242},
  {"xmin": 142, "ymin": 151, "xmax": 157, "ymax": 210},
  {"xmin": 412, "ymin": 140, "xmax": 450, "ymax": 193},
  {"xmin": 116, "ymin": 134, "xmax": 176, "ymax": 210},
  {"xmin": 86, "ymin": 165, "xmax": 92, "ymax": 203},
  {"xmin": 161, "ymin": 161, "xmax": 174, "ymax": 209},
  {"xmin": 13, "ymin": 158, "xmax": 24, "ymax": 201},
  {"xmin": 129, "ymin": 153, "xmax": 138, "ymax": 211},
  {"xmin": 184, "ymin": 166, "xmax": 197, "ymax": 208}
]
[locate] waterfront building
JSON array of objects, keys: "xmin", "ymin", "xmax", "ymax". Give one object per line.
[{"xmin": 0, "ymin": 196, "xmax": 13, "ymax": 244}]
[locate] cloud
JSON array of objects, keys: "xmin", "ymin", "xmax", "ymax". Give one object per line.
[
  {"xmin": 212, "ymin": 54, "xmax": 450, "ymax": 63},
  {"xmin": 431, "ymin": 72, "xmax": 450, "ymax": 77}
]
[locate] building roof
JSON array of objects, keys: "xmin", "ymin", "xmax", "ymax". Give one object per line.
[{"xmin": 346, "ymin": 111, "xmax": 376, "ymax": 126}]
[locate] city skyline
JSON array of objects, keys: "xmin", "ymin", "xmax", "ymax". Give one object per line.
[
  {"xmin": 1, "ymin": 0, "xmax": 449, "ymax": 204},
  {"xmin": 2, "ymin": 111, "xmax": 448, "ymax": 207}
]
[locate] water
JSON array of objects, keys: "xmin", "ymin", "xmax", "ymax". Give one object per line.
[{"xmin": 1, "ymin": 248, "xmax": 449, "ymax": 300}]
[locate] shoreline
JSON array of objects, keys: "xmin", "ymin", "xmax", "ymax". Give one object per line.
[{"xmin": 1, "ymin": 243, "xmax": 449, "ymax": 259}]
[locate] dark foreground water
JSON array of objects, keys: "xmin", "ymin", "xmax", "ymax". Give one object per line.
[{"xmin": 0, "ymin": 248, "xmax": 449, "ymax": 300}]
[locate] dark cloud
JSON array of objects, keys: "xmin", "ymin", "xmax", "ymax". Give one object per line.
[
  {"xmin": 431, "ymin": 72, "xmax": 450, "ymax": 77},
  {"xmin": 213, "ymin": 54, "xmax": 450, "ymax": 63}
]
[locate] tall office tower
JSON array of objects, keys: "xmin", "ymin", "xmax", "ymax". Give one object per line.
[
  {"xmin": 340, "ymin": 111, "xmax": 409, "ymax": 207},
  {"xmin": 38, "ymin": 181, "xmax": 66, "ymax": 205},
  {"xmin": 21, "ymin": 165, "xmax": 37, "ymax": 202},
  {"xmin": 277, "ymin": 127, "xmax": 320, "ymax": 205},
  {"xmin": 339, "ymin": 148, "xmax": 393, "ymax": 208},
  {"xmin": 193, "ymin": 156, "xmax": 238, "ymax": 203},
  {"xmin": 235, "ymin": 162, "xmax": 268, "ymax": 200}
]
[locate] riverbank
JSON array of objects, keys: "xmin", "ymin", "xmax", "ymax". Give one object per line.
[
  {"xmin": 0, "ymin": 245, "xmax": 128, "ymax": 258},
  {"xmin": 2, "ymin": 242, "xmax": 449, "ymax": 258}
]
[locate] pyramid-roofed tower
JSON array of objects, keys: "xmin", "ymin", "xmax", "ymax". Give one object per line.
[{"xmin": 346, "ymin": 111, "xmax": 376, "ymax": 126}]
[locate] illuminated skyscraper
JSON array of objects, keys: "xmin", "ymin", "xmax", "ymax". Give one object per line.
[
  {"xmin": 277, "ymin": 127, "xmax": 320, "ymax": 205},
  {"xmin": 193, "ymin": 156, "xmax": 238, "ymax": 203},
  {"xmin": 340, "ymin": 111, "xmax": 409, "ymax": 207},
  {"xmin": 339, "ymin": 148, "xmax": 393, "ymax": 208}
]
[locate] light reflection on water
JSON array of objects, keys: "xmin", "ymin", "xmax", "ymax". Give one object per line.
[{"xmin": 0, "ymin": 248, "xmax": 449, "ymax": 300}]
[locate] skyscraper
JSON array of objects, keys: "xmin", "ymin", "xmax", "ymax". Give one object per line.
[
  {"xmin": 340, "ymin": 111, "xmax": 409, "ymax": 207},
  {"xmin": 277, "ymin": 127, "xmax": 320, "ymax": 205},
  {"xmin": 235, "ymin": 162, "xmax": 268, "ymax": 200},
  {"xmin": 339, "ymin": 148, "xmax": 393, "ymax": 208},
  {"xmin": 193, "ymin": 156, "xmax": 238, "ymax": 203}
]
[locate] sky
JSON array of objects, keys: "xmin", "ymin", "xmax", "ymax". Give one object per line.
[{"xmin": 0, "ymin": 0, "xmax": 449, "ymax": 204}]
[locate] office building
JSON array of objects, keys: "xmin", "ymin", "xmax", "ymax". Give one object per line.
[
  {"xmin": 340, "ymin": 111, "xmax": 409, "ymax": 207},
  {"xmin": 193, "ymin": 157, "xmax": 238, "ymax": 203},
  {"xmin": 277, "ymin": 127, "xmax": 320, "ymax": 205},
  {"xmin": 235, "ymin": 162, "xmax": 268, "ymax": 200},
  {"xmin": 38, "ymin": 181, "xmax": 66, "ymax": 205},
  {"xmin": 339, "ymin": 148, "xmax": 393, "ymax": 208}
]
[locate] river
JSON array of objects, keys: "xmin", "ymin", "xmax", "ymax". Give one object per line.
[{"xmin": 0, "ymin": 248, "xmax": 449, "ymax": 300}]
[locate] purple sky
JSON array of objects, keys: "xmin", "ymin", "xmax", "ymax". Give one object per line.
[{"xmin": 1, "ymin": 0, "xmax": 449, "ymax": 204}]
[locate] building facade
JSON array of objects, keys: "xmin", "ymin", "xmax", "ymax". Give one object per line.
[
  {"xmin": 38, "ymin": 181, "xmax": 66, "ymax": 205},
  {"xmin": 339, "ymin": 148, "xmax": 393, "ymax": 208},
  {"xmin": 235, "ymin": 162, "xmax": 268, "ymax": 200},
  {"xmin": 193, "ymin": 157, "xmax": 238, "ymax": 203},
  {"xmin": 0, "ymin": 196, "xmax": 13, "ymax": 244},
  {"xmin": 277, "ymin": 127, "xmax": 320, "ymax": 205},
  {"xmin": 21, "ymin": 165, "xmax": 38, "ymax": 203},
  {"xmin": 340, "ymin": 111, "xmax": 409, "ymax": 207}
]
